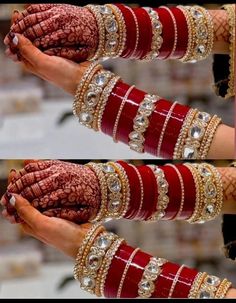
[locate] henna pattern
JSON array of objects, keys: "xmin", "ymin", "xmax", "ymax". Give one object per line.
[
  {"xmin": 10, "ymin": 4, "xmax": 99, "ymax": 62},
  {"xmin": 6, "ymin": 160, "xmax": 101, "ymax": 223},
  {"xmin": 209, "ymin": 10, "xmax": 230, "ymax": 43},
  {"xmin": 218, "ymin": 167, "xmax": 236, "ymax": 203}
]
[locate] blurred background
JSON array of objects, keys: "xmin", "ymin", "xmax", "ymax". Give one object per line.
[
  {"xmin": 0, "ymin": 3, "xmax": 234, "ymax": 159},
  {"xmin": 0, "ymin": 159, "xmax": 235, "ymax": 298}
]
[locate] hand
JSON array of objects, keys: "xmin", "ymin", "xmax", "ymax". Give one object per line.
[
  {"xmin": 2, "ymin": 160, "xmax": 101, "ymax": 224},
  {"xmin": 218, "ymin": 167, "xmax": 236, "ymax": 214},
  {"xmin": 1, "ymin": 193, "xmax": 92, "ymax": 259},
  {"xmin": 5, "ymin": 4, "xmax": 99, "ymax": 62},
  {"xmin": 4, "ymin": 33, "xmax": 92, "ymax": 95}
]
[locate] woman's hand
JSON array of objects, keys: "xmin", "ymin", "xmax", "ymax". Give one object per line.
[
  {"xmin": 1, "ymin": 193, "xmax": 92, "ymax": 258},
  {"xmin": 5, "ymin": 4, "xmax": 99, "ymax": 62},
  {"xmin": 2, "ymin": 160, "xmax": 101, "ymax": 224},
  {"xmin": 5, "ymin": 33, "xmax": 92, "ymax": 95}
]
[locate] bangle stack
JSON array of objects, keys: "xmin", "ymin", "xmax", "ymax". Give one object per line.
[
  {"xmin": 184, "ymin": 163, "xmax": 223, "ymax": 224},
  {"xmin": 86, "ymin": 162, "xmax": 130, "ymax": 222}
]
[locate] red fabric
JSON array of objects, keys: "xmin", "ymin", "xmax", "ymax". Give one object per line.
[{"xmin": 173, "ymin": 266, "xmax": 198, "ymax": 298}]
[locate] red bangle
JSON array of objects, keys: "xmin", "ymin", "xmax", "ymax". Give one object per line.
[
  {"xmin": 137, "ymin": 165, "xmax": 157, "ymax": 220},
  {"xmin": 161, "ymin": 165, "xmax": 182, "ymax": 220},
  {"xmin": 117, "ymin": 161, "xmax": 141, "ymax": 220},
  {"xmin": 154, "ymin": 7, "xmax": 175, "ymax": 59},
  {"xmin": 133, "ymin": 8, "xmax": 153, "ymax": 59},
  {"xmin": 175, "ymin": 164, "xmax": 196, "ymax": 220},
  {"xmin": 170, "ymin": 7, "xmax": 189, "ymax": 59},
  {"xmin": 114, "ymin": 4, "xmax": 137, "ymax": 59},
  {"xmin": 173, "ymin": 266, "xmax": 198, "ymax": 298}
]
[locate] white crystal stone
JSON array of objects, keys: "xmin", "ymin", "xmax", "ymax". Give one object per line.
[
  {"xmin": 96, "ymin": 236, "xmax": 111, "ymax": 249},
  {"xmin": 105, "ymin": 18, "xmax": 118, "ymax": 33},
  {"xmin": 183, "ymin": 146, "xmax": 197, "ymax": 159},
  {"xmin": 206, "ymin": 275, "xmax": 220, "ymax": 287},
  {"xmin": 199, "ymin": 166, "xmax": 211, "ymax": 177},
  {"xmin": 108, "ymin": 199, "xmax": 121, "ymax": 212},
  {"xmin": 140, "ymin": 279, "xmax": 152, "ymax": 291},
  {"xmin": 198, "ymin": 290, "xmax": 213, "ymax": 299},
  {"xmin": 206, "ymin": 204, "xmax": 214, "ymax": 214},
  {"xmin": 156, "ymin": 258, "xmax": 166, "ymax": 266},
  {"xmin": 153, "ymin": 20, "xmax": 162, "ymax": 30},
  {"xmin": 105, "ymin": 38, "xmax": 118, "ymax": 52},
  {"xmin": 79, "ymin": 112, "xmax": 93, "ymax": 123},
  {"xmin": 103, "ymin": 164, "xmax": 115, "ymax": 173},
  {"xmin": 94, "ymin": 73, "xmax": 108, "ymax": 86},
  {"xmin": 192, "ymin": 9, "xmax": 203, "ymax": 19},
  {"xmin": 129, "ymin": 131, "xmax": 144, "ymax": 142},
  {"xmin": 107, "ymin": 176, "xmax": 121, "ymax": 192},
  {"xmin": 139, "ymin": 100, "xmax": 154, "ymax": 115},
  {"xmin": 86, "ymin": 253, "xmax": 102, "ymax": 270},
  {"xmin": 157, "ymin": 210, "xmax": 165, "ymax": 219},
  {"xmin": 190, "ymin": 125, "xmax": 203, "ymax": 139},
  {"xmin": 159, "ymin": 180, "xmax": 168, "ymax": 191},
  {"xmin": 197, "ymin": 24, "xmax": 207, "ymax": 39},
  {"xmin": 130, "ymin": 141, "xmax": 143, "ymax": 152},
  {"xmin": 84, "ymin": 91, "xmax": 99, "ymax": 107},
  {"xmin": 100, "ymin": 6, "xmax": 112, "ymax": 14},
  {"xmin": 134, "ymin": 115, "xmax": 148, "ymax": 127},
  {"xmin": 147, "ymin": 263, "xmax": 159, "ymax": 274},
  {"xmin": 205, "ymin": 182, "xmax": 217, "ymax": 198},
  {"xmin": 196, "ymin": 45, "xmax": 206, "ymax": 55},
  {"xmin": 81, "ymin": 276, "xmax": 95, "ymax": 289},
  {"xmin": 197, "ymin": 112, "xmax": 211, "ymax": 122}
]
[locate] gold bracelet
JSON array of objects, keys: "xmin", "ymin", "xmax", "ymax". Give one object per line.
[
  {"xmin": 95, "ymin": 75, "xmax": 121, "ymax": 131},
  {"xmin": 156, "ymin": 101, "xmax": 177, "ymax": 157},
  {"xmin": 178, "ymin": 5, "xmax": 214, "ymax": 63},
  {"xmin": 173, "ymin": 108, "xmax": 197, "ymax": 159},
  {"xmin": 215, "ymin": 279, "xmax": 232, "ymax": 298},
  {"xmin": 117, "ymin": 247, "xmax": 140, "ymax": 298},
  {"xmin": 74, "ymin": 223, "xmax": 104, "ymax": 281},
  {"xmin": 188, "ymin": 272, "xmax": 207, "ymax": 298},
  {"xmin": 142, "ymin": 7, "xmax": 163, "ymax": 61},
  {"xmin": 165, "ymin": 164, "xmax": 185, "ymax": 220},
  {"xmin": 160, "ymin": 6, "xmax": 178, "ymax": 59},
  {"xmin": 113, "ymin": 85, "xmax": 135, "ymax": 143},
  {"xmin": 168, "ymin": 265, "xmax": 185, "ymax": 298},
  {"xmin": 138, "ymin": 257, "xmax": 167, "ymax": 298},
  {"xmin": 125, "ymin": 6, "xmax": 139, "ymax": 58},
  {"xmin": 222, "ymin": 4, "xmax": 235, "ymax": 99},
  {"xmin": 147, "ymin": 165, "xmax": 169, "ymax": 221},
  {"xmin": 129, "ymin": 94, "xmax": 161, "ymax": 153},
  {"xmin": 98, "ymin": 237, "xmax": 125, "ymax": 297},
  {"xmin": 73, "ymin": 63, "xmax": 102, "ymax": 118},
  {"xmin": 129, "ymin": 164, "xmax": 144, "ymax": 219},
  {"xmin": 196, "ymin": 274, "xmax": 229, "ymax": 299},
  {"xmin": 86, "ymin": 162, "xmax": 108, "ymax": 223}
]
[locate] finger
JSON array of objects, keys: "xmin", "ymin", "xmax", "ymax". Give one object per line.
[
  {"xmin": 43, "ymin": 46, "xmax": 90, "ymax": 63},
  {"xmin": 10, "ymin": 8, "xmax": 31, "ymax": 26},
  {"xmin": 8, "ymin": 169, "xmax": 17, "ymax": 185},
  {"xmin": 11, "ymin": 10, "xmax": 20, "ymax": 25},
  {"xmin": 2, "ymin": 192, "xmax": 17, "ymax": 215},
  {"xmin": 24, "ymin": 160, "xmax": 58, "ymax": 173},
  {"xmin": 11, "ymin": 11, "xmax": 55, "ymax": 34},
  {"xmin": 1, "ymin": 209, "xmax": 17, "ymax": 224},
  {"xmin": 24, "ymin": 159, "xmax": 40, "ymax": 166},
  {"xmin": 7, "ymin": 193, "xmax": 45, "ymax": 228},
  {"xmin": 32, "ymin": 188, "xmax": 66, "ymax": 209},
  {"xmin": 26, "ymin": 4, "xmax": 59, "ymax": 15},
  {"xmin": 42, "ymin": 206, "xmax": 91, "ymax": 224},
  {"xmin": 21, "ymin": 173, "xmax": 61, "ymax": 200}
]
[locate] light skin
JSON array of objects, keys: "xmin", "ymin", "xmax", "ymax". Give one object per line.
[
  {"xmin": 1, "ymin": 193, "xmax": 236, "ymax": 298},
  {"xmin": 3, "ymin": 34, "xmax": 235, "ymax": 159}
]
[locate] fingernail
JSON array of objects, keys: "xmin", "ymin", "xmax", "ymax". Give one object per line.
[
  {"xmin": 8, "ymin": 32, "xmax": 15, "ymax": 39},
  {"xmin": 13, "ymin": 35, "xmax": 18, "ymax": 46},
  {"xmin": 13, "ymin": 9, "xmax": 20, "ymax": 14},
  {"xmin": 10, "ymin": 169, "xmax": 16, "ymax": 173},
  {"xmin": 7, "ymin": 193, "xmax": 16, "ymax": 207}
]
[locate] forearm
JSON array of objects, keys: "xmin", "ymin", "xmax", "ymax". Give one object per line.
[
  {"xmin": 73, "ymin": 63, "xmax": 234, "ymax": 160},
  {"xmin": 74, "ymin": 224, "xmax": 234, "ymax": 298}
]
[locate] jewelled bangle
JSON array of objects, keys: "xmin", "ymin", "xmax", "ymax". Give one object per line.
[
  {"xmin": 222, "ymin": 5, "xmax": 235, "ymax": 99},
  {"xmin": 138, "ymin": 257, "xmax": 167, "ymax": 298},
  {"xmin": 188, "ymin": 272, "xmax": 208, "ymax": 298},
  {"xmin": 215, "ymin": 279, "xmax": 232, "ymax": 298},
  {"xmin": 147, "ymin": 165, "xmax": 169, "ymax": 221},
  {"xmin": 128, "ymin": 94, "xmax": 160, "ymax": 153},
  {"xmin": 142, "ymin": 7, "xmax": 163, "ymax": 61},
  {"xmin": 168, "ymin": 265, "xmax": 185, "ymax": 298},
  {"xmin": 178, "ymin": 5, "xmax": 214, "ymax": 63}
]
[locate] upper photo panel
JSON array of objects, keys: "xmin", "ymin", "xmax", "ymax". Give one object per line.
[{"xmin": 0, "ymin": 3, "xmax": 235, "ymax": 159}]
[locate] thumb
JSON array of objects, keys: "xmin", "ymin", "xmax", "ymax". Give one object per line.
[{"xmin": 7, "ymin": 193, "xmax": 43, "ymax": 227}]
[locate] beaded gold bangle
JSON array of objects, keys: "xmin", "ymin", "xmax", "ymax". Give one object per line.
[
  {"xmin": 74, "ymin": 223, "xmax": 104, "ymax": 282},
  {"xmin": 222, "ymin": 4, "xmax": 235, "ymax": 99},
  {"xmin": 173, "ymin": 108, "xmax": 198, "ymax": 159},
  {"xmin": 188, "ymin": 272, "xmax": 207, "ymax": 298},
  {"xmin": 142, "ymin": 7, "xmax": 163, "ymax": 61},
  {"xmin": 168, "ymin": 265, "xmax": 185, "ymax": 298},
  {"xmin": 125, "ymin": 5, "xmax": 140, "ymax": 58},
  {"xmin": 178, "ymin": 5, "xmax": 214, "ymax": 63},
  {"xmin": 215, "ymin": 279, "xmax": 232, "ymax": 298},
  {"xmin": 98, "ymin": 237, "xmax": 125, "ymax": 297},
  {"xmin": 128, "ymin": 94, "xmax": 161, "ymax": 153},
  {"xmin": 147, "ymin": 165, "xmax": 169, "ymax": 221},
  {"xmin": 165, "ymin": 164, "xmax": 185, "ymax": 220},
  {"xmin": 86, "ymin": 162, "xmax": 108, "ymax": 223},
  {"xmin": 73, "ymin": 63, "xmax": 102, "ymax": 118},
  {"xmin": 117, "ymin": 247, "xmax": 140, "ymax": 298},
  {"xmin": 129, "ymin": 164, "xmax": 144, "ymax": 219},
  {"xmin": 138, "ymin": 257, "xmax": 167, "ymax": 298}
]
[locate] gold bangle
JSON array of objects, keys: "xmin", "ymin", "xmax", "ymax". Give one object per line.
[
  {"xmin": 147, "ymin": 165, "xmax": 169, "ymax": 221},
  {"xmin": 168, "ymin": 265, "xmax": 185, "ymax": 298},
  {"xmin": 222, "ymin": 4, "xmax": 235, "ymax": 99},
  {"xmin": 160, "ymin": 6, "xmax": 178, "ymax": 59},
  {"xmin": 117, "ymin": 247, "xmax": 140, "ymax": 298},
  {"xmin": 188, "ymin": 272, "xmax": 207, "ymax": 298},
  {"xmin": 125, "ymin": 6, "xmax": 139, "ymax": 58},
  {"xmin": 165, "ymin": 164, "xmax": 185, "ymax": 220},
  {"xmin": 156, "ymin": 101, "xmax": 177, "ymax": 157},
  {"xmin": 98, "ymin": 237, "xmax": 125, "ymax": 297},
  {"xmin": 113, "ymin": 85, "xmax": 135, "ymax": 143},
  {"xmin": 196, "ymin": 274, "xmax": 228, "ymax": 299},
  {"xmin": 142, "ymin": 7, "xmax": 163, "ymax": 61},
  {"xmin": 138, "ymin": 257, "xmax": 167, "ymax": 298},
  {"xmin": 95, "ymin": 75, "xmax": 121, "ymax": 131},
  {"xmin": 215, "ymin": 279, "xmax": 232, "ymax": 298},
  {"xmin": 129, "ymin": 164, "xmax": 144, "ymax": 219},
  {"xmin": 128, "ymin": 94, "xmax": 161, "ymax": 153}
]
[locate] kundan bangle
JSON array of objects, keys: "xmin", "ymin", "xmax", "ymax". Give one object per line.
[
  {"xmin": 128, "ymin": 94, "xmax": 161, "ymax": 153},
  {"xmin": 147, "ymin": 165, "xmax": 169, "ymax": 221},
  {"xmin": 222, "ymin": 4, "xmax": 235, "ymax": 99},
  {"xmin": 142, "ymin": 7, "xmax": 163, "ymax": 61},
  {"xmin": 138, "ymin": 257, "xmax": 167, "ymax": 298},
  {"xmin": 178, "ymin": 5, "xmax": 214, "ymax": 63}
]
